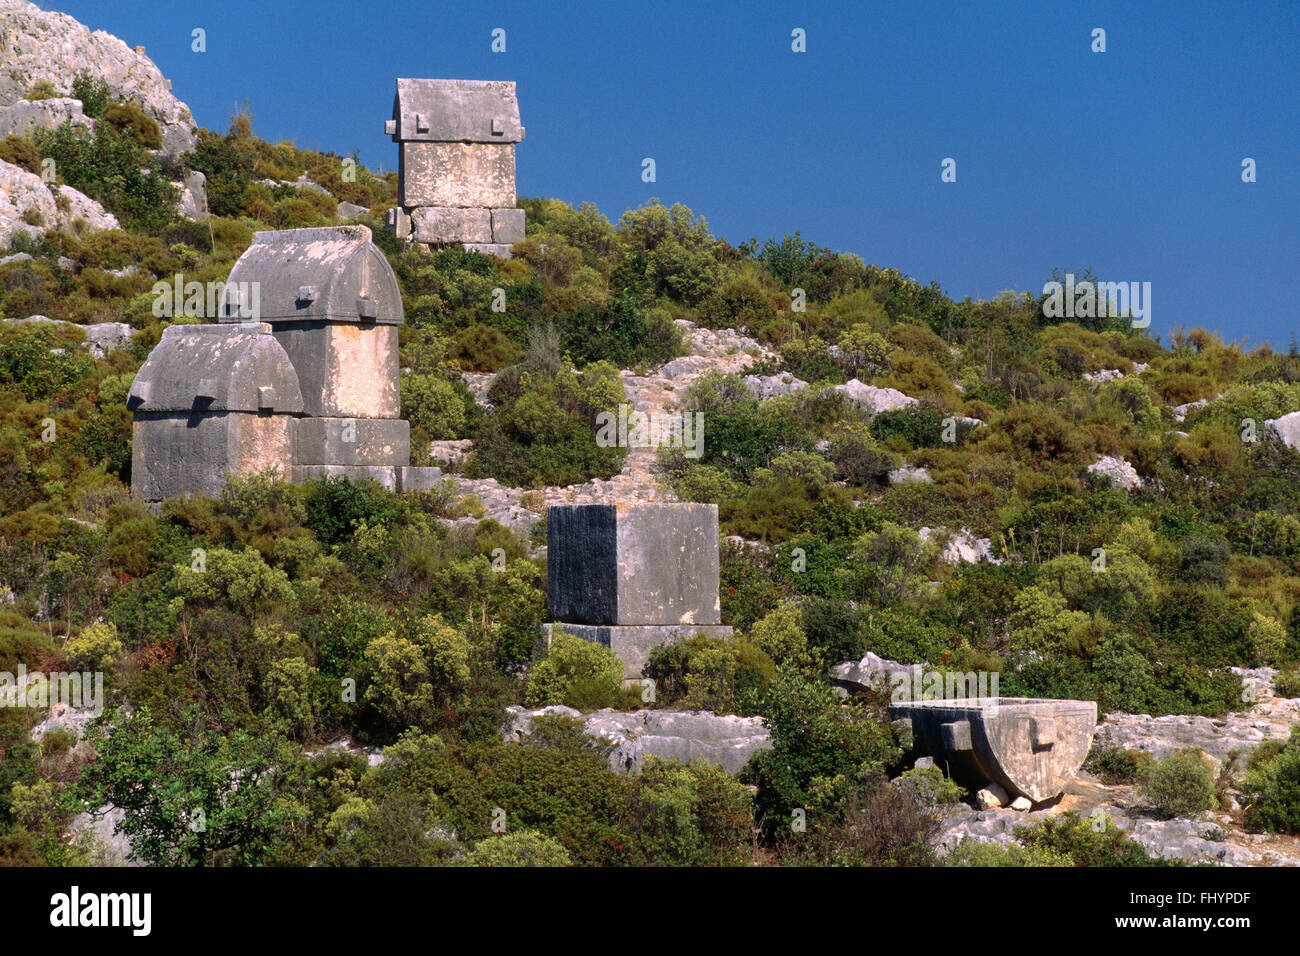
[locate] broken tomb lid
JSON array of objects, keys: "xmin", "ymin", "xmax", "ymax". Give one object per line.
[
  {"xmin": 127, "ymin": 324, "xmax": 305, "ymax": 413},
  {"xmin": 219, "ymin": 226, "xmax": 403, "ymax": 325},
  {"xmin": 388, "ymin": 78, "xmax": 524, "ymax": 143}
]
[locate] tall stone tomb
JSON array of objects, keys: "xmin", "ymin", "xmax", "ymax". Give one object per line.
[
  {"xmin": 543, "ymin": 503, "xmax": 733, "ymax": 679},
  {"xmin": 129, "ymin": 225, "xmax": 443, "ymax": 500},
  {"xmin": 384, "ymin": 78, "xmax": 525, "ymax": 256}
]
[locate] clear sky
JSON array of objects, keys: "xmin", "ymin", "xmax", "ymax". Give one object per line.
[{"xmin": 50, "ymin": 0, "xmax": 1298, "ymax": 349}]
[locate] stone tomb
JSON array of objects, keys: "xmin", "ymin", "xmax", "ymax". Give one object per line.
[
  {"xmin": 385, "ymin": 78, "xmax": 525, "ymax": 257},
  {"xmin": 890, "ymin": 697, "xmax": 1098, "ymax": 804},
  {"xmin": 543, "ymin": 503, "xmax": 733, "ymax": 679}
]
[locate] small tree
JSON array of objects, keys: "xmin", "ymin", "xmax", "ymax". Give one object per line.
[{"xmin": 1138, "ymin": 749, "xmax": 1216, "ymax": 819}]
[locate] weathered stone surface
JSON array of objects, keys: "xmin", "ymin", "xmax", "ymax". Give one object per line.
[
  {"xmin": 391, "ymin": 78, "xmax": 524, "ymax": 143},
  {"xmin": 267, "ymin": 321, "xmax": 400, "ymax": 419},
  {"xmin": 0, "ymin": 0, "xmax": 198, "ymax": 157},
  {"xmin": 1087, "ymin": 455, "xmax": 1141, "ymax": 491},
  {"xmin": 541, "ymin": 622, "xmax": 734, "ymax": 680},
  {"xmin": 0, "ymin": 156, "xmax": 56, "ymax": 247},
  {"xmin": 399, "ymin": 141, "xmax": 516, "ymax": 208},
  {"xmin": 398, "ymin": 465, "xmax": 445, "ymax": 493},
  {"xmin": 547, "ymin": 503, "xmax": 722, "ymax": 627},
  {"xmin": 54, "ymin": 183, "xmax": 119, "ymax": 233},
  {"xmin": 889, "ymin": 465, "xmax": 933, "ymax": 484},
  {"xmin": 133, "ymin": 412, "xmax": 296, "ymax": 501},
  {"xmin": 337, "ymin": 201, "xmax": 369, "ymax": 220},
  {"xmin": 175, "ymin": 169, "xmax": 207, "ymax": 220},
  {"xmin": 834, "ymin": 379, "xmax": 917, "ymax": 417},
  {"xmin": 81, "ymin": 321, "xmax": 131, "ymax": 359},
  {"xmin": 829, "ymin": 651, "xmax": 907, "ymax": 694},
  {"xmin": 128, "ymin": 324, "xmax": 303, "ymax": 501},
  {"xmin": 293, "ymin": 417, "xmax": 410, "ymax": 467},
  {"xmin": 489, "ymin": 206, "xmax": 525, "ymax": 244},
  {"xmin": 128, "ymin": 323, "xmax": 303, "ymax": 414},
  {"xmin": 504, "ymin": 706, "xmax": 770, "ymax": 775},
  {"xmin": 919, "ymin": 526, "xmax": 999, "ymax": 565},
  {"xmin": 462, "ymin": 242, "xmax": 515, "ymax": 257},
  {"xmin": 386, "ymin": 205, "xmax": 410, "ymax": 239},
  {"xmin": 1265, "ymin": 410, "xmax": 1300, "ymax": 450},
  {"xmin": 744, "ymin": 372, "xmax": 808, "ymax": 399},
  {"xmin": 410, "ymin": 205, "xmax": 492, "ymax": 243},
  {"xmin": 891, "ymin": 697, "xmax": 1097, "ymax": 803},
  {"xmin": 0, "ymin": 96, "xmax": 91, "ymax": 138},
  {"xmin": 976, "ymin": 782, "xmax": 1009, "ymax": 809}
]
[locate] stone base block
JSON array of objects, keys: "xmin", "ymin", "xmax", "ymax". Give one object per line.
[
  {"xmin": 541, "ymin": 623, "xmax": 734, "ymax": 680},
  {"xmin": 399, "ymin": 465, "xmax": 446, "ymax": 493},
  {"xmin": 294, "ymin": 417, "xmax": 409, "ymax": 466},
  {"xmin": 490, "ymin": 207, "xmax": 525, "ymax": 244},
  {"xmin": 463, "ymin": 242, "xmax": 515, "ymax": 258},
  {"xmin": 410, "ymin": 206, "xmax": 492, "ymax": 243},
  {"xmin": 386, "ymin": 206, "xmax": 411, "ymax": 239},
  {"xmin": 291, "ymin": 464, "xmax": 398, "ymax": 491},
  {"xmin": 399, "ymin": 141, "xmax": 516, "ymax": 208}
]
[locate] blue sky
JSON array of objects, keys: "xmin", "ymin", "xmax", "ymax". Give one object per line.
[{"xmin": 53, "ymin": 0, "xmax": 1298, "ymax": 349}]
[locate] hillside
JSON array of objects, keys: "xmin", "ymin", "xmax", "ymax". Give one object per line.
[{"xmin": 2, "ymin": 2, "xmax": 1300, "ymax": 869}]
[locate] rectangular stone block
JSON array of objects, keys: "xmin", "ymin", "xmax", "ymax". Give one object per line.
[
  {"xmin": 490, "ymin": 207, "xmax": 525, "ymax": 244},
  {"xmin": 132, "ymin": 412, "xmax": 295, "ymax": 502},
  {"xmin": 398, "ymin": 465, "xmax": 446, "ymax": 493},
  {"xmin": 269, "ymin": 322, "xmax": 400, "ymax": 419},
  {"xmin": 293, "ymin": 417, "xmax": 410, "ymax": 466},
  {"xmin": 290, "ymin": 464, "xmax": 398, "ymax": 491},
  {"xmin": 399, "ymin": 141, "xmax": 516, "ymax": 207},
  {"xmin": 385, "ymin": 206, "xmax": 410, "ymax": 239},
  {"xmin": 541, "ymin": 623, "xmax": 734, "ymax": 680},
  {"xmin": 410, "ymin": 206, "xmax": 492, "ymax": 244},
  {"xmin": 547, "ymin": 503, "xmax": 722, "ymax": 627}
]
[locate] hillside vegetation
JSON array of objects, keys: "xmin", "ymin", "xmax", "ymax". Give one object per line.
[{"xmin": 2, "ymin": 102, "xmax": 1300, "ymax": 867}]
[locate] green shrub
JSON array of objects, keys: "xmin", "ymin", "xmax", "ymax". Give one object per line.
[
  {"xmin": 895, "ymin": 765, "xmax": 964, "ymax": 806},
  {"xmin": 101, "ymin": 102, "xmax": 161, "ymax": 149},
  {"xmin": 1274, "ymin": 671, "xmax": 1300, "ymax": 698},
  {"xmin": 525, "ymin": 631, "xmax": 625, "ymax": 709},
  {"xmin": 70, "ymin": 72, "xmax": 113, "ymax": 118},
  {"xmin": 1241, "ymin": 728, "xmax": 1300, "ymax": 834},
  {"xmin": 401, "ymin": 373, "xmax": 467, "ymax": 440},
  {"xmin": 944, "ymin": 838, "xmax": 1072, "ymax": 867},
  {"xmin": 63, "ymin": 621, "xmax": 124, "ymax": 671},
  {"xmin": 0, "ymin": 136, "xmax": 42, "ymax": 174},
  {"xmin": 1137, "ymin": 749, "xmax": 1216, "ymax": 819},
  {"xmin": 1014, "ymin": 812, "xmax": 1180, "ymax": 866},
  {"xmin": 462, "ymin": 829, "xmax": 572, "ymax": 867},
  {"xmin": 24, "ymin": 80, "xmax": 58, "ymax": 101}
]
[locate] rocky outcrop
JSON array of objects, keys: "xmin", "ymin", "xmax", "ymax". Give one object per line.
[
  {"xmin": 834, "ymin": 379, "xmax": 917, "ymax": 417},
  {"xmin": 0, "ymin": 95, "xmax": 91, "ymax": 137},
  {"xmin": 918, "ymin": 526, "xmax": 999, "ymax": 565},
  {"xmin": 6, "ymin": 315, "xmax": 132, "ymax": 359},
  {"xmin": 0, "ymin": 158, "xmax": 118, "ymax": 247},
  {"xmin": 889, "ymin": 465, "xmax": 933, "ymax": 484},
  {"xmin": 1086, "ymin": 455, "xmax": 1141, "ymax": 491},
  {"xmin": 0, "ymin": 0, "xmax": 198, "ymax": 157},
  {"xmin": 174, "ymin": 169, "xmax": 207, "ymax": 220},
  {"xmin": 829, "ymin": 651, "xmax": 908, "ymax": 695},
  {"xmin": 744, "ymin": 372, "xmax": 807, "ymax": 399},
  {"xmin": 504, "ymin": 705, "xmax": 772, "ymax": 775},
  {"xmin": 1265, "ymin": 411, "xmax": 1300, "ymax": 450}
]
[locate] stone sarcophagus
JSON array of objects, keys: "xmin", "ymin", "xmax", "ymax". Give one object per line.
[
  {"xmin": 128, "ymin": 323, "xmax": 304, "ymax": 501},
  {"xmin": 385, "ymin": 78, "xmax": 524, "ymax": 257},
  {"xmin": 129, "ymin": 225, "xmax": 444, "ymax": 500},
  {"xmin": 543, "ymin": 503, "xmax": 733, "ymax": 679},
  {"xmin": 890, "ymin": 697, "xmax": 1097, "ymax": 804}
]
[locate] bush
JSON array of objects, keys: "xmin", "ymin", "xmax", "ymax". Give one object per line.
[
  {"xmin": 525, "ymin": 631, "xmax": 625, "ymax": 709},
  {"xmin": 1274, "ymin": 671, "xmax": 1300, "ymax": 698},
  {"xmin": 1241, "ymin": 730, "xmax": 1300, "ymax": 835},
  {"xmin": 363, "ymin": 615, "xmax": 471, "ymax": 730},
  {"xmin": 101, "ymin": 102, "xmax": 161, "ymax": 149},
  {"xmin": 70, "ymin": 73, "xmax": 113, "ymax": 118},
  {"xmin": 0, "ymin": 136, "xmax": 42, "ymax": 174},
  {"xmin": 1014, "ymin": 812, "xmax": 1180, "ymax": 866},
  {"xmin": 944, "ymin": 838, "xmax": 1072, "ymax": 867},
  {"xmin": 401, "ymin": 373, "xmax": 467, "ymax": 440},
  {"xmin": 1137, "ymin": 749, "xmax": 1217, "ymax": 819},
  {"xmin": 462, "ymin": 829, "xmax": 572, "ymax": 867},
  {"xmin": 63, "ymin": 621, "xmax": 124, "ymax": 671}
]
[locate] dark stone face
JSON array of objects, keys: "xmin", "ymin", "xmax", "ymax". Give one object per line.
[{"xmin": 547, "ymin": 505, "xmax": 619, "ymax": 624}]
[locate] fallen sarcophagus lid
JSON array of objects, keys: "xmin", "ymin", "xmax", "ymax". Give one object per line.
[{"xmin": 890, "ymin": 698, "xmax": 1097, "ymax": 804}]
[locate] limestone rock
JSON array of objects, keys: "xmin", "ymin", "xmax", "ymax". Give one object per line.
[
  {"xmin": 54, "ymin": 183, "xmax": 118, "ymax": 233},
  {"xmin": 829, "ymin": 651, "xmax": 907, "ymax": 694},
  {"xmin": 889, "ymin": 465, "xmax": 933, "ymax": 484},
  {"xmin": 834, "ymin": 379, "xmax": 917, "ymax": 417},
  {"xmin": 1265, "ymin": 410, "xmax": 1300, "ymax": 450},
  {"xmin": 743, "ymin": 372, "xmax": 807, "ymax": 399},
  {"xmin": 976, "ymin": 782, "xmax": 1009, "ymax": 809},
  {"xmin": 1087, "ymin": 455, "xmax": 1141, "ymax": 491},
  {"xmin": 919, "ymin": 526, "xmax": 999, "ymax": 565},
  {"xmin": 337, "ymin": 200, "xmax": 369, "ymax": 220},
  {"xmin": 0, "ymin": 156, "xmax": 56, "ymax": 247},
  {"xmin": 82, "ymin": 321, "xmax": 131, "ymax": 358},
  {"xmin": 1010, "ymin": 796, "xmax": 1033, "ymax": 811},
  {"xmin": 174, "ymin": 169, "xmax": 207, "ymax": 220},
  {"xmin": 505, "ymin": 706, "xmax": 771, "ymax": 775},
  {"xmin": 0, "ymin": 95, "xmax": 91, "ymax": 138},
  {"xmin": 0, "ymin": 0, "xmax": 198, "ymax": 157}
]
